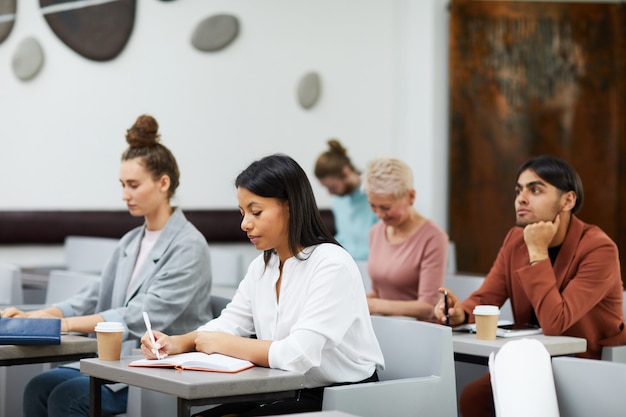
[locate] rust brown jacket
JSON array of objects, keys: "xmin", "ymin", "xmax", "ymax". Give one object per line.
[{"xmin": 462, "ymin": 215, "xmax": 626, "ymax": 359}]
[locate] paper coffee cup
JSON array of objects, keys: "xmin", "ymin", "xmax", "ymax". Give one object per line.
[
  {"xmin": 473, "ymin": 305, "xmax": 500, "ymax": 340},
  {"xmin": 95, "ymin": 322, "xmax": 125, "ymax": 361}
]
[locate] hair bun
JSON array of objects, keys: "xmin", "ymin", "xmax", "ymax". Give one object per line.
[
  {"xmin": 126, "ymin": 114, "xmax": 160, "ymax": 147},
  {"xmin": 327, "ymin": 139, "xmax": 347, "ymax": 156}
]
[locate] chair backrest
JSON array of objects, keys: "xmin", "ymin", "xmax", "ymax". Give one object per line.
[
  {"xmin": 601, "ymin": 291, "xmax": 626, "ymax": 363},
  {"xmin": 601, "ymin": 344, "xmax": 626, "ymax": 363},
  {"xmin": 444, "ymin": 273, "xmax": 485, "ymax": 300},
  {"xmin": 355, "ymin": 260, "xmax": 370, "ymax": 293},
  {"xmin": 209, "ymin": 247, "xmax": 241, "ymax": 287},
  {"xmin": 489, "ymin": 338, "xmax": 559, "ymax": 417},
  {"xmin": 553, "ymin": 356, "xmax": 626, "ymax": 417},
  {"xmin": 64, "ymin": 235, "xmax": 119, "ymax": 274},
  {"xmin": 372, "ymin": 315, "xmax": 453, "ymax": 382},
  {"xmin": 45, "ymin": 269, "xmax": 99, "ymax": 304},
  {"xmin": 210, "ymin": 295, "xmax": 231, "ymax": 318},
  {"xmin": 445, "ymin": 273, "xmax": 514, "ymax": 322},
  {"xmin": 447, "ymin": 240, "xmax": 457, "ymax": 273},
  {"xmin": 0, "ymin": 263, "xmax": 23, "ymax": 305},
  {"xmin": 322, "ymin": 315, "xmax": 457, "ymax": 417}
]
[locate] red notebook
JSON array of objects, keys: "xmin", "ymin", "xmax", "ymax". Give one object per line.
[{"xmin": 129, "ymin": 352, "xmax": 254, "ymax": 373}]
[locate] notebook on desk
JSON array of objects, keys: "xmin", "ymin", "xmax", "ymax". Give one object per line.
[
  {"xmin": 453, "ymin": 321, "xmax": 543, "ymax": 338},
  {"xmin": 0, "ymin": 317, "xmax": 62, "ymax": 345},
  {"xmin": 129, "ymin": 352, "xmax": 254, "ymax": 373}
]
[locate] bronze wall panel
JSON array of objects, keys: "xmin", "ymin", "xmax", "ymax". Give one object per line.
[{"xmin": 449, "ymin": 0, "xmax": 624, "ymax": 280}]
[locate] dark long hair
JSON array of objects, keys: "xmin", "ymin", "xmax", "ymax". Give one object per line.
[
  {"xmin": 236, "ymin": 154, "xmax": 339, "ymax": 265},
  {"xmin": 517, "ymin": 155, "xmax": 583, "ymax": 214}
]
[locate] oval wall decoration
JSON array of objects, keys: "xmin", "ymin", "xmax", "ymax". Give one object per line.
[
  {"xmin": 191, "ymin": 14, "xmax": 240, "ymax": 52},
  {"xmin": 297, "ymin": 72, "xmax": 322, "ymax": 110},
  {"xmin": 39, "ymin": 0, "xmax": 136, "ymax": 61},
  {"xmin": 12, "ymin": 37, "xmax": 45, "ymax": 81},
  {"xmin": 0, "ymin": 0, "xmax": 17, "ymax": 45}
]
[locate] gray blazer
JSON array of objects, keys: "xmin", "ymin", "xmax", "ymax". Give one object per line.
[{"xmin": 56, "ymin": 208, "xmax": 213, "ymax": 344}]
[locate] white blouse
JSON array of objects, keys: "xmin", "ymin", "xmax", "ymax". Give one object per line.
[{"xmin": 198, "ymin": 243, "xmax": 384, "ymax": 388}]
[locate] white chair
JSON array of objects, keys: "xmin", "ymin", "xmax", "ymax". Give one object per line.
[
  {"xmin": 552, "ymin": 356, "xmax": 626, "ymax": 417},
  {"xmin": 322, "ymin": 315, "xmax": 457, "ymax": 417},
  {"xmin": 63, "ymin": 235, "xmax": 119, "ymax": 274},
  {"xmin": 210, "ymin": 294, "xmax": 231, "ymax": 318},
  {"xmin": 447, "ymin": 241, "xmax": 457, "ymax": 274},
  {"xmin": 601, "ymin": 290, "xmax": 626, "ymax": 363},
  {"xmin": 45, "ymin": 269, "xmax": 100, "ymax": 304},
  {"xmin": 0, "ymin": 263, "xmax": 25, "ymax": 417},
  {"xmin": 355, "ymin": 260, "xmax": 370, "ymax": 292},
  {"xmin": 0, "ymin": 262, "xmax": 22, "ymax": 305},
  {"xmin": 209, "ymin": 247, "xmax": 241, "ymax": 287},
  {"xmin": 444, "ymin": 273, "xmax": 484, "ymax": 299},
  {"xmin": 601, "ymin": 344, "xmax": 626, "ymax": 363},
  {"xmin": 489, "ymin": 338, "xmax": 560, "ymax": 417},
  {"xmin": 445, "ymin": 273, "xmax": 513, "ymax": 322}
]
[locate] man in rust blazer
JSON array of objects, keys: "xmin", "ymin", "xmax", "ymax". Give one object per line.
[{"xmin": 435, "ymin": 155, "xmax": 626, "ymax": 417}]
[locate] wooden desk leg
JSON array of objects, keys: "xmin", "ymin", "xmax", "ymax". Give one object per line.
[
  {"xmin": 177, "ymin": 397, "xmax": 191, "ymax": 417},
  {"xmin": 89, "ymin": 376, "xmax": 104, "ymax": 417}
]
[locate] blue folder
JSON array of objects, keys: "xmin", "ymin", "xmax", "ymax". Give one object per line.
[{"xmin": 0, "ymin": 317, "xmax": 62, "ymax": 345}]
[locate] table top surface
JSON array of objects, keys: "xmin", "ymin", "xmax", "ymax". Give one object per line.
[
  {"xmin": 0, "ymin": 334, "xmax": 97, "ymax": 364},
  {"xmin": 452, "ymin": 332, "xmax": 587, "ymax": 357},
  {"xmin": 81, "ymin": 356, "xmax": 306, "ymax": 400}
]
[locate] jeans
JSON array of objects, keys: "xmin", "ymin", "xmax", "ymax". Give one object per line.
[{"xmin": 23, "ymin": 367, "xmax": 128, "ymax": 417}]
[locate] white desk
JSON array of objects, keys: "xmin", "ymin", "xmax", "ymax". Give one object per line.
[
  {"xmin": 0, "ymin": 335, "xmax": 97, "ymax": 417},
  {"xmin": 81, "ymin": 357, "xmax": 305, "ymax": 417},
  {"xmin": 453, "ymin": 333, "xmax": 587, "ymax": 365},
  {"xmin": 0, "ymin": 335, "xmax": 97, "ymax": 366}
]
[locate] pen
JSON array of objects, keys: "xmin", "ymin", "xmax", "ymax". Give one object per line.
[
  {"xmin": 444, "ymin": 290, "xmax": 450, "ymax": 326},
  {"xmin": 142, "ymin": 312, "xmax": 161, "ymax": 360}
]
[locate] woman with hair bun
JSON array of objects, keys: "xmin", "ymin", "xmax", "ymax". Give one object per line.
[
  {"xmin": 314, "ymin": 139, "xmax": 377, "ymax": 261},
  {"xmin": 3, "ymin": 114, "xmax": 213, "ymax": 417}
]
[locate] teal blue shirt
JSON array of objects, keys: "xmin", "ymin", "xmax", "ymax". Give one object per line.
[{"xmin": 332, "ymin": 188, "xmax": 378, "ymax": 261}]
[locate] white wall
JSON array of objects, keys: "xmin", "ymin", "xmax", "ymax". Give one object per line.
[{"xmin": 0, "ymin": 0, "xmax": 450, "ymax": 230}]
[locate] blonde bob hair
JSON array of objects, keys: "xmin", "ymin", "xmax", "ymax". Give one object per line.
[{"xmin": 362, "ymin": 157, "xmax": 413, "ymax": 198}]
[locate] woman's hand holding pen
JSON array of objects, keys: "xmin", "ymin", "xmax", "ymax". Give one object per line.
[
  {"xmin": 433, "ymin": 287, "xmax": 466, "ymax": 326},
  {"xmin": 140, "ymin": 330, "xmax": 172, "ymax": 359}
]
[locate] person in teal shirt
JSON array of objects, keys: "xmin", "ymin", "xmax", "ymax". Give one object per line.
[{"xmin": 315, "ymin": 139, "xmax": 378, "ymax": 261}]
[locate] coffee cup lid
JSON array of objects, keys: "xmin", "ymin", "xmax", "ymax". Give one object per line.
[
  {"xmin": 473, "ymin": 305, "xmax": 500, "ymax": 315},
  {"xmin": 95, "ymin": 322, "xmax": 125, "ymax": 332}
]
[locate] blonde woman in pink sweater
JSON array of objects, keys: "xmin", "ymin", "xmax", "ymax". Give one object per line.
[{"xmin": 363, "ymin": 158, "xmax": 448, "ymax": 321}]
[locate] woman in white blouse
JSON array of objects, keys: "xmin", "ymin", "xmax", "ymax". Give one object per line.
[{"xmin": 141, "ymin": 154, "xmax": 384, "ymax": 416}]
